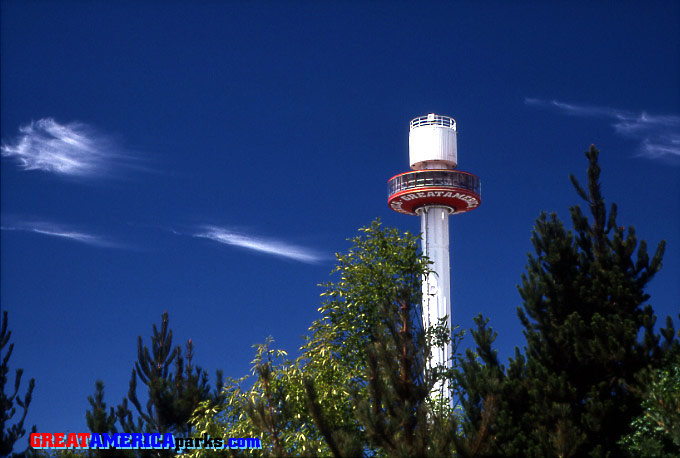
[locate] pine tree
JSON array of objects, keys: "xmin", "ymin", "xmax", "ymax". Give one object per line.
[
  {"xmin": 0, "ymin": 311, "xmax": 35, "ymax": 458},
  {"xmin": 120, "ymin": 312, "xmax": 220, "ymax": 438},
  {"xmin": 82, "ymin": 381, "xmax": 132, "ymax": 458},
  {"xmin": 75, "ymin": 312, "xmax": 222, "ymax": 458},
  {"xmin": 455, "ymin": 146, "xmax": 679, "ymax": 457},
  {"xmin": 86, "ymin": 381, "xmax": 117, "ymax": 435}
]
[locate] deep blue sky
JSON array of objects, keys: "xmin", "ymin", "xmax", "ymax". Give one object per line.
[{"xmin": 2, "ymin": 1, "xmax": 678, "ymax": 437}]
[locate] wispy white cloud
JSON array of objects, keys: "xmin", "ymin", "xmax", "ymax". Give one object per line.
[
  {"xmin": 194, "ymin": 226, "xmax": 325, "ymax": 264},
  {"xmin": 525, "ymin": 98, "xmax": 680, "ymax": 162},
  {"xmin": 1, "ymin": 219, "xmax": 121, "ymax": 248},
  {"xmin": 1, "ymin": 118, "xmax": 141, "ymax": 177}
]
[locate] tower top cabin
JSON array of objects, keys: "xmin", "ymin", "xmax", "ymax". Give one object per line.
[{"xmin": 409, "ymin": 113, "xmax": 457, "ymax": 171}]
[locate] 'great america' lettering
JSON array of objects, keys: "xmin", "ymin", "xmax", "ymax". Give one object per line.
[
  {"xmin": 389, "ymin": 188, "xmax": 480, "ymax": 215},
  {"xmin": 31, "ymin": 432, "xmax": 175, "ymax": 449},
  {"xmin": 400, "ymin": 191, "xmax": 478, "ymax": 207}
]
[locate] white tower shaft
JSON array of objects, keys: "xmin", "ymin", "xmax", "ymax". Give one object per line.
[
  {"xmin": 388, "ymin": 113, "xmax": 480, "ymax": 406},
  {"xmin": 418, "ymin": 205, "xmax": 452, "ymax": 398}
]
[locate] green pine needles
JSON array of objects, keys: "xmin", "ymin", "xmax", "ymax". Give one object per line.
[
  {"xmin": 0, "ymin": 311, "xmax": 36, "ymax": 458},
  {"xmin": 454, "ymin": 145, "xmax": 679, "ymax": 457}
]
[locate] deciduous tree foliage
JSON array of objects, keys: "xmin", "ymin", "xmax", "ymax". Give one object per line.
[
  {"xmin": 455, "ymin": 146, "xmax": 679, "ymax": 457},
  {"xmin": 619, "ymin": 354, "xmax": 680, "ymax": 457},
  {"xmin": 303, "ymin": 222, "xmax": 471, "ymax": 457},
  {"xmin": 306, "ymin": 288, "xmax": 465, "ymax": 457},
  {"xmin": 190, "ymin": 221, "xmax": 469, "ymax": 457}
]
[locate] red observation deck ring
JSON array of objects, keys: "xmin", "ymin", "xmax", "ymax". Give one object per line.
[{"xmin": 387, "ymin": 169, "xmax": 481, "ymax": 216}]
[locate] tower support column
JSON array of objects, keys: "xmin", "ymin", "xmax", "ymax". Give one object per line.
[{"xmin": 418, "ymin": 205, "xmax": 452, "ymax": 398}]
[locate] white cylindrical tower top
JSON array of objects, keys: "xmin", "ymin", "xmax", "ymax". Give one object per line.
[{"xmin": 409, "ymin": 113, "xmax": 458, "ymax": 170}]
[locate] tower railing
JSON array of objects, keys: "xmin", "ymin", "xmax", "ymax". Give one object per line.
[
  {"xmin": 410, "ymin": 114, "xmax": 456, "ymax": 130},
  {"xmin": 388, "ymin": 170, "xmax": 481, "ymax": 197}
]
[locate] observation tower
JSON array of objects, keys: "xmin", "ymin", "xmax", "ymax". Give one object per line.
[{"xmin": 387, "ymin": 113, "xmax": 481, "ymax": 400}]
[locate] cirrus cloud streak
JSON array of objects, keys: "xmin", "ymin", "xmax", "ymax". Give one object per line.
[
  {"xmin": 194, "ymin": 226, "xmax": 325, "ymax": 264},
  {"xmin": 525, "ymin": 98, "xmax": 680, "ymax": 162},
  {"xmin": 1, "ymin": 219, "xmax": 121, "ymax": 249}
]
